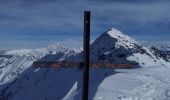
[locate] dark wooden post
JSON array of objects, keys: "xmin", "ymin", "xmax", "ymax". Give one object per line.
[{"xmin": 82, "ymin": 11, "xmax": 90, "ymax": 100}]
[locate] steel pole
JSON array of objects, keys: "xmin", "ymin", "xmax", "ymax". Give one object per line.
[{"xmin": 82, "ymin": 11, "xmax": 90, "ymax": 100}]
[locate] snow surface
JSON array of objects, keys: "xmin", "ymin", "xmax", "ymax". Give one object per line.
[{"xmin": 1, "ymin": 66, "xmax": 170, "ymax": 100}]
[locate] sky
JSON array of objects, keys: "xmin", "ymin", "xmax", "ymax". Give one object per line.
[{"xmin": 0, "ymin": 0, "xmax": 170, "ymax": 49}]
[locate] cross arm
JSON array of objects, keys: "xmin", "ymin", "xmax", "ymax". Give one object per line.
[{"xmin": 33, "ymin": 61, "xmax": 134, "ymax": 69}]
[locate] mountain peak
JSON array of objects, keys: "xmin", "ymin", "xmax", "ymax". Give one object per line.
[
  {"xmin": 106, "ymin": 28, "xmax": 136, "ymax": 42},
  {"xmin": 102, "ymin": 28, "xmax": 140, "ymax": 49},
  {"xmin": 106, "ymin": 28, "xmax": 123, "ymax": 37}
]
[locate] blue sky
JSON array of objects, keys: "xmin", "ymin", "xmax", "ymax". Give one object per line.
[{"xmin": 0, "ymin": 0, "xmax": 170, "ymax": 49}]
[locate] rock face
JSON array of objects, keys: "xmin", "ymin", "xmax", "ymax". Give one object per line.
[{"xmin": 0, "ymin": 28, "xmax": 170, "ymax": 100}]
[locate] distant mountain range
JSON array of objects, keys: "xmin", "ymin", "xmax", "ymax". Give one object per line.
[{"xmin": 140, "ymin": 40, "xmax": 170, "ymax": 51}]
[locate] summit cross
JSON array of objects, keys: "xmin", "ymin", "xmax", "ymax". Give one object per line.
[{"xmin": 33, "ymin": 11, "xmax": 132, "ymax": 100}]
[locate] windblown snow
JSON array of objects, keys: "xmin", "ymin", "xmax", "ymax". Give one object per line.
[{"xmin": 0, "ymin": 28, "xmax": 170, "ymax": 100}]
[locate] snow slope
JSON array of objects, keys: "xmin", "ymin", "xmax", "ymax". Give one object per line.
[
  {"xmin": 0, "ymin": 28, "xmax": 170, "ymax": 100},
  {"xmin": 94, "ymin": 66, "xmax": 170, "ymax": 100}
]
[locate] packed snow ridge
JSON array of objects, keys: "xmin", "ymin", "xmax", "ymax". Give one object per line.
[{"xmin": 0, "ymin": 28, "xmax": 170, "ymax": 100}]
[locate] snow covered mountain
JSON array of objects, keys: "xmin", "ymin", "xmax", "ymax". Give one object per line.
[
  {"xmin": 156, "ymin": 45, "xmax": 170, "ymax": 60},
  {"xmin": 91, "ymin": 28, "xmax": 169, "ymax": 66},
  {"xmin": 0, "ymin": 28, "xmax": 170, "ymax": 100},
  {"xmin": 158, "ymin": 44, "xmax": 170, "ymax": 51},
  {"xmin": 70, "ymin": 28, "xmax": 170, "ymax": 67},
  {"xmin": 140, "ymin": 40, "xmax": 170, "ymax": 51},
  {"xmin": 139, "ymin": 40, "xmax": 170, "ymax": 60}
]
